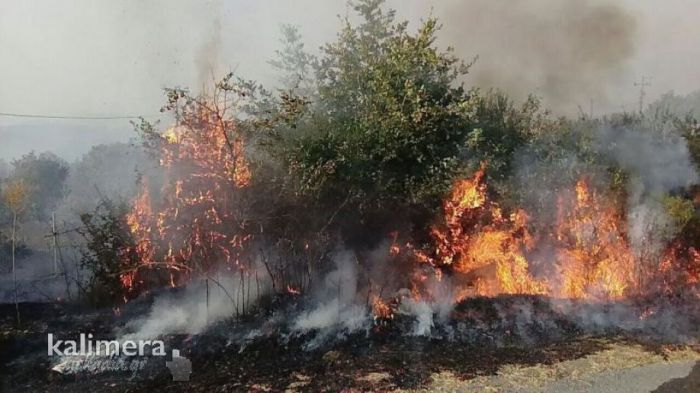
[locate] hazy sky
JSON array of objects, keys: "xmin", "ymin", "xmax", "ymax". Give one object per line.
[{"xmin": 1, "ymin": 0, "xmax": 699, "ymax": 161}]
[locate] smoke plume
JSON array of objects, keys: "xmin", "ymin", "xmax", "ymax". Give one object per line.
[
  {"xmin": 438, "ymin": 0, "xmax": 638, "ymax": 114},
  {"xmin": 595, "ymin": 126, "xmax": 699, "ymax": 255}
]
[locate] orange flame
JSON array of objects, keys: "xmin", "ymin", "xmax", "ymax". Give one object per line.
[
  {"xmin": 412, "ymin": 165, "xmax": 695, "ymax": 303},
  {"xmin": 371, "ymin": 296, "xmax": 393, "ymax": 320},
  {"xmin": 417, "ymin": 165, "xmax": 546, "ymax": 298},
  {"xmin": 120, "ymin": 104, "xmax": 253, "ymax": 296},
  {"xmin": 554, "ymin": 178, "xmax": 635, "ymax": 299}
]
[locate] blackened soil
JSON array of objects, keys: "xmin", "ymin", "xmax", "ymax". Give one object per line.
[{"xmin": 1, "ymin": 294, "xmax": 698, "ymax": 393}]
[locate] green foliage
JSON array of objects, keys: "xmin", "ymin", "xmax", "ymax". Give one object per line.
[
  {"xmin": 467, "ymin": 92, "xmax": 546, "ymax": 180},
  {"xmin": 663, "ymin": 195, "xmax": 695, "ymax": 229},
  {"xmin": 6, "ymin": 151, "xmax": 69, "ymax": 221},
  {"xmin": 287, "ymin": 0, "xmax": 474, "ymax": 213},
  {"xmin": 607, "ymin": 166, "xmax": 630, "ymax": 199},
  {"xmin": 78, "ymin": 199, "xmax": 139, "ymax": 306},
  {"xmin": 269, "ymin": 25, "xmax": 317, "ymax": 97}
]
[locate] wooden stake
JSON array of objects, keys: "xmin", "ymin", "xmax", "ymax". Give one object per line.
[
  {"xmin": 12, "ymin": 212, "xmax": 20, "ymax": 326},
  {"xmin": 205, "ymin": 278, "xmax": 210, "ymax": 324},
  {"xmin": 52, "ymin": 212, "xmax": 58, "ymax": 274}
]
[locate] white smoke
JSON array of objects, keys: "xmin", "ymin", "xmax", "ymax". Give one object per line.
[
  {"xmin": 122, "ymin": 268, "xmax": 270, "ymax": 340},
  {"xmin": 291, "ymin": 248, "xmax": 461, "ymax": 339},
  {"xmin": 595, "ymin": 126, "xmax": 699, "ymax": 255},
  {"xmin": 399, "ymin": 299, "xmax": 434, "ymax": 336},
  {"xmin": 292, "ymin": 251, "xmax": 369, "ymax": 333},
  {"xmin": 595, "ymin": 126, "xmax": 698, "ymax": 194}
]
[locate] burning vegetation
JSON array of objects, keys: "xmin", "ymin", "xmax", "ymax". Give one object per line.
[
  {"xmin": 411, "ymin": 167, "xmax": 698, "ymax": 307},
  {"xmin": 123, "ymin": 81, "xmax": 254, "ymax": 298},
  {"xmin": 3, "ymin": 0, "xmax": 700, "ymax": 391},
  {"xmin": 81, "ymin": 1, "xmax": 700, "ymax": 329}
]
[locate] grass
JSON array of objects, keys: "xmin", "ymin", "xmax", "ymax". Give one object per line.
[{"xmin": 393, "ymin": 339, "xmax": 700, "ymax": 392}]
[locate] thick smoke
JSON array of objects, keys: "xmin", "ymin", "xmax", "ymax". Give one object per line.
[
  {"xmin": 595, "ymin": 126, "xmax": 699, "ymax": 255},
  {"xmin": 595, "ymin": 127, "xmax": 699, "ymax": 194},
  {"xmin": 291, "ymin": 251, "xmax": 369, "ymax": 347},
  {"xmin": 122, "ymin": 267, "xmax": 271, "ymax": 339},
  {"xmin": 438, "ymin": 0, "xmax": 638, "ymax": 114}
]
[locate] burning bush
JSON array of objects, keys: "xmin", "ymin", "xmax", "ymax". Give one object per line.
[
  {"xmin": 111, "ymin": 73, "xmax": 312, "ymax": 310},
  {"xmin": 90, "ymin": 0, "xmax": 699, "ymax": 325},
  {"xmin": 79, "ymin": 200, "xmax": 142, "ymax": 305},
  {"xmin": 123, "ymin": 77, "xmax": 259, "ymax": 295},
  {"xmin": 409, "ymin": 165, "xmax": 699, "ymax": 307}
]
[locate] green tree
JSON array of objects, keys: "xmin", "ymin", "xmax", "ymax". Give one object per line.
[
  {"xmin": 269, "ymin": 24, "xmax": 317, "ymax": 98},
  {"xmin": 78, "ymin": 199, "xmax": 140, "ymax": 305},
  {"xmin": 8, "ymin": 151, "xmax": 69, "ymax": 221},
  {"xmin": 288, "ymin": 0, "xmax": 474, "ymax": 223}
]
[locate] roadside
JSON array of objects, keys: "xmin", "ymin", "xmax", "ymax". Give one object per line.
[{"xmin": 402, "ymin": 342, "xmax": 700, "ymax": 393}]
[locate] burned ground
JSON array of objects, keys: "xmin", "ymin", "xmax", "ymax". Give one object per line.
[{"xmin": 2, "ymin": 293, "xmax": 698, "ymax": 392}]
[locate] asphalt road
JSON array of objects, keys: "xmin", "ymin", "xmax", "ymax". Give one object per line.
[{"xmin": 518, "ymin": 360, "xmax": 700, "ymax": 393}]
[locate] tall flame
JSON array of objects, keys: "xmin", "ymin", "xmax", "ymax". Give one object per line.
[
  {"xmin": 412, "ymin": 165, "xmax": 698, "ymax": 304},
  {"xmin": 418, "ymin": 165, "xmax": 546, "ymax": 299},
  {"xmin": 120, "ymin": 106, "xmax": 253, "ymax": 295},
  {"xmin": 554, "ymin": 178, "xmax": 635, "ymax": 299}
]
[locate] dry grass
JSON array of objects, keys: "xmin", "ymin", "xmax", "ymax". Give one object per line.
[{"xmin": 395, "ymin": 340, "xmax": 700, "ymax": 393}]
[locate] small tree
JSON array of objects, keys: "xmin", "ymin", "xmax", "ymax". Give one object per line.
[
  {"xmin": 284, "ymin": 0, "xmax": 475, "ymax": 244},
  {"xmin": 78, "ymin": 199, "xmax": 141, "ymax": 305},
  {"xmin": 8, "ymin": 151, "xmax": 68, "ymax": 221},
  {"xmin": 2, "ymin": 180, "xmax": 28, "ymax": 325}
]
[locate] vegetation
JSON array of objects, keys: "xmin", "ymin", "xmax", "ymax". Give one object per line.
[
  {"xmin": 5, "ymin": 152, "xmax": 68, "ymax": 221},
  {"xmin": 1, "ymin": 0, "xmax": 699, "ymax": 306},
  {"xmin": 78, "ymin": 200, "xmax": 141, "ymax": 306},
  {"xmin": 73, "ymin": 0, "xmax": 700, "ymax": 303},
  {"xmin": 263, "ymin": 1, "xmax": 554, "ymax": 246}
]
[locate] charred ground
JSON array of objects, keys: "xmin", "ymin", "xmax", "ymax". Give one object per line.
[{"xmin": 2, "ymin": 291, "xmax": 699, "ymax": 392}]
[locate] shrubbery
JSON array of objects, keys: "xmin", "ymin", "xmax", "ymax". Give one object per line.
[{"xmin": 73, "ymin": 0, "xmax": 700, "ymax": 304}]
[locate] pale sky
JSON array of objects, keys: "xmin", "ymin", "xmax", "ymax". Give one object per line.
[{"xmin": 1, "ymin": 0, "xmax": 699, "ymax": 160}]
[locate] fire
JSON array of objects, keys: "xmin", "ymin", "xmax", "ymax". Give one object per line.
[
  {"xmin": 554, "ymin": 178, "xmax": 635, "ymax": 299},
  {"xmin": 163, "ymin": 126, "xmax": 180, "ymax": 144},
  {"xmin": 122, "ymin": 94, "xmax": 697, "ymax": 309},
  {"xmin": 658, "ymin": 242, "xmax": 700, "ymax": 295},
  {"xmin": 389, "ymin": 231, "xmax": 400, "ymax": 256},
  {"xmin": 126, "ymin": 182, "xmax": 155, "ymax": 264},
  {"xmin": 371, "ymin": 296, "xmax": 393, "ymax": 321},
  {"xmin": 412, "ymin": 165, "xmax": 697, "ymax": 303},
  {"xmin": 120, "ymin": 91, "xmax": 254, "ymax": 297},
  {"xmin": 417, "ymin": 165, "xmax": 546, "ymax": 298}
]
